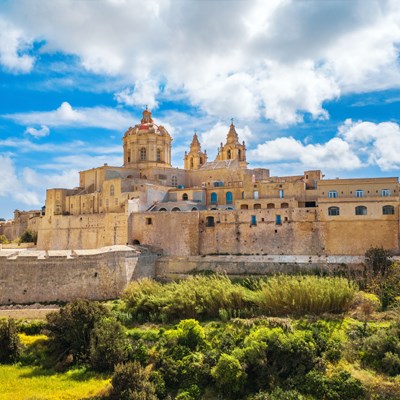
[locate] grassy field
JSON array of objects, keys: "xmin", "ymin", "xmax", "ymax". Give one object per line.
[{"xmin": 0, "ymin": 365, "xmax": 110, "ymax": 400}]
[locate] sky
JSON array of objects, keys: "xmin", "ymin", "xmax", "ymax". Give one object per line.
[{"xmin": 1, "ymin": 0, "xmax": 400, "ymax": 219}]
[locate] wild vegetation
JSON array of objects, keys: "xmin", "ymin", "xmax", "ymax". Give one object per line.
[{"xmin": 1, "ymin": 250, "xmax": 400, "ymax": 399}]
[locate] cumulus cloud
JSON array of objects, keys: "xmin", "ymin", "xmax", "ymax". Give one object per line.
[
  {"xmin": 25, "ymin": 125, "xmax": 50, "ymax": 138},
  {"xmin": 2, "ymin": 0, "xmax": 399, "ymax": 124},
  {"xmin": 249, "ymin": 119, "xmax": 400, "ymax": 172},
  {"xmin": 4, "ymin": 102, "xmax": 135, "ymax": 130},
  {"xmin": 201, "ymin": 122, "xmax": 253, "ymax": 150},
  {"xmin": 0, "ymin": 17, "xmax": 34, "ymax": 73}
]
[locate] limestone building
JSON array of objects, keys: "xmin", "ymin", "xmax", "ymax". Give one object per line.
[{"xmin": 30, "ymin": 109, "xmax": 400, "ymax": 256}]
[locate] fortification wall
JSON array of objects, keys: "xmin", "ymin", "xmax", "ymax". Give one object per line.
[
  {"xmin": 156, "ymin": 254, "xmax": 366, "ymax": 279},
  {"xmin": 37, "ymin": 213, "xmax": 127, "ymax": 250},
  {"xmin": 0, "ymin": 246, "xmax": 158, "ymax": 304},
  {"xmin": 131, "ymin": 208, "xmax": 400, "ymax": 256}
]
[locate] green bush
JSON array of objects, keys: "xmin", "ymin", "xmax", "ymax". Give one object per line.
[
  {"xmin": 89, "ymin": 317, "xmax": 129, "ymax": 372},
  {"xmin": 251, "ymin": 387, "xmax": 309, "ymax": 399},
  {"xmin": 301, "ymin": 370, "xmax": 365, "ymax": 399},
  {"xmin": 0, "ymin": 319, "xmax": 21, "ymax": 363},
  {"xmin": 46, "ymin": 300, "xmax": 110, "ymax": 363},
  {"xmin": 111, "ymin": 361, "xmax": 157, "ymax": 400},
  {"xmin": 0, "ymin": 234, "xmax": 9, "ymax": 244},
  {"xmin": 360, "ymin": 326, "xmax": 400, "ymax": 376},
  {"xmin": 19, "ymin": 229, "xmax": 37, "ymax": 243},
  {"xmin": 211, "ymin": 353, "xmax": 246, "ymax": 397},
  {"xmin": 256, "ymin": 276, "xmax": 357, "ymax": 316},
  {"xmin": 16, "ymin": 319, "xmax": 47, "ymax": 335}
]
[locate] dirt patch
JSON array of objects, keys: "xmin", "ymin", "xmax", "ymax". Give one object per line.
[{"xmin": 0, "ymin": 308, "xmax": 59, "ymax": 320}]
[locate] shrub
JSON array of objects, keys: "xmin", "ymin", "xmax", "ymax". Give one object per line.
[
  {"xmin": 111, "ymin": 361, "xmax": 157, "ymax": 400},
  {"xmin": 46, "ymin": 300, "xmax": 110, "ymax": 363},
  {"xmin": 0, "ymin": 234, "xmax": 9, "ymax": 244},
  {"xmin": 256, "ymin": 276, "xmax": 357, "ymax": 316},
  {"xmin": 301, "ymin": 370, "xmax": 365, "ymax": 399},
  {"xmin": 19, "ymin": 229, "xmax": 37, "ymax": 243},
  {"xmin": 89, "ymin": 317, "xmax": 129, "ymax": 372},
  {"xmin": 211, "ymin": 353, "xmax": 246, "ymax": 397},
  {"xmin": 16, "ymin": 319, "xmax": 47, "ymax": 335},
  {"xmin": 251, "ymin": 387, "xmax": 308, "ymax": 399},
  {"xmin": 175, "ymin": 319, "xmax": 205, "ymax": 350},
  {"xmin": 0, "ymin": 319, "xmax": 21, "ymax": 363}
]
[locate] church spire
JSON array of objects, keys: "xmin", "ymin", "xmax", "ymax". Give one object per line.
[{"xmin": 190, "ymin": 132, "xmax": 201, "ymax": 151}]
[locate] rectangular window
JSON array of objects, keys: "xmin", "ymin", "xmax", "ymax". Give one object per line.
[
  {"xmin": 146, "ymin": 217, "xmax": 152, "ymax": 225},
  {"xmin": 355, "ymin": 190, "xmax": 364, "ymax": 197},
  {"xmin": 251, "ymin": 215, "xmax": 257, "ymax": 226},
  {"xmin": 253, "ymin": 191, "xmax": 259, "ymax": 199},
  {"xmin": 275, "ymin": 215, "xmax": 282, "ymax": 225},
  {"xmin": 279, "ymin": 190, "xmax": 284, "ymax": 198},
  {"xmin": 328, "ymin": 191, "xmax": 338, "ymax": 198},
  {"xmin": 381, "ymin": 189, "xmax": 391, "ymax": 197}
]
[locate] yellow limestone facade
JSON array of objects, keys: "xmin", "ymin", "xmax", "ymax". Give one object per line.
[{"xmin": 28, "ymin": 109, "xmax": 400, "ymax": 256}]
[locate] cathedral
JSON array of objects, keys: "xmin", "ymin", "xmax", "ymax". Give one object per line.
[{"xmin": 22, "ymin": 109, "xmax": 400, "ymax": 256}]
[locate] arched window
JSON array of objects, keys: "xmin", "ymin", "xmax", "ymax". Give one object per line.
[
  {"xmin": 171, "ymin": 207, "xmax": 181, "ymax": 212},
  {"xmin": 200, "ymin": 157, "xmax": 203, "ymax": 165},
  {"xmin": 355, "ymin": 206, "xmax": 367, "ymax": 215},
  {"xmin": 267, "ymin": 203, "xmax": 275, "ymax": 209},
  {"xmin": 190, "ymin": 157, "xmax": 194, "ymax": 168},
  {"xmin": 171, "ymin": 176, "xmax": 178, "ymax": 187},
  {"xmin": 159, "ymin": 208, "xmax": 167, "ymax": 212},
  {"xmin": 226, "ymin": 191, "xmax": 233, "ymax": 204},
  {"xmin": 206, "ymin": 216, "xmax": 215, "ymax": 227},
  {"xmin": 211, "ymin": 192, "xmax": 218, "ymax": 204},
  {"xmin": 226, "ymin": 207, "xmax": 234, "ymax": 210},
  {"xmin": 241, "ymin": 204, "xmax": 248, "ymax": 210},
  {"xmin": 281, "ymin": 203, "xmax": 289, "ymax": 208},
  {"xmin": 191, "ymin": 207, "xmax": 198, "ymax": 211},
  {"xmin": 328, "ymin": 206, "xmax": 340, "ymax": 216},
  {"xmin": 110, "ymin": 185, "xmax": 115, "ymax": 196},
  {"xmin": 182, "ymin": 193, "xmax": 189, "ymax": 201},
  {"xmin": 132, "ymin": 239, "xmax": 140, "ymax": 245},
  {"xmin": 254, "ymin": 203, "xmax": 261, "ymax": 209},
  {"xmin": 227, "ymin": 149, "xmax": 231, "ymax": 159},
  {"xmin": 157, "ymin": 148, "xmax": 161, "ymax": 162},
  {"xmin": 140, "ymin": 147, "xmax": 146, "ymax": 160},
  {"xmin": 238, "ymin": 149, "xmax": 241, "ymax": 159},
  {"xmin": 383, "ymin": 205, "xmax": 395, "ymax": 215}
]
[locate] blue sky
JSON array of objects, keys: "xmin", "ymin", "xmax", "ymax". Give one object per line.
[{"xmin": 1, "ymin": 0, "xmax": 400, "ymax": 219}]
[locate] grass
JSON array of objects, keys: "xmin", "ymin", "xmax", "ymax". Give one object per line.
[{"xmin": 0, "ymin": 365, "xmax": 110, "ymax": 400}]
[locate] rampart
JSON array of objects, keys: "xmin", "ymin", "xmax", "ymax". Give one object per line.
[{"xmin": 0, "ymin": 245, "xmax": 160, "ymax": 304}]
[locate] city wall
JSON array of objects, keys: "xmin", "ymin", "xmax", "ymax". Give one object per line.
[
  {"xmin": 0, "ymin": 246, "xmax": 159, "ymax": 304},
  {"xmin": 130, "ymin": 209, "xmax": 400, "ymax": 256},
  {"xmin": 37, "ymin": 213, "xmax": 127, "ymax": 250}
]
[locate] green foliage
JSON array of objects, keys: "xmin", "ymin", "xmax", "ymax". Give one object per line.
[
  {"xmin": 46, "ymin": 300, "xmax": 110, "ymax": 363},
  {"xmin": 250, "ymin": 387, "xmax": 309, "ymax": 399},
  {"xmin": 360, "ymin": 326, "xmax": 400, "ymax": 376},
  {"xmin": 364, "ymin": 247, "xmax": 393, "ymax": 278},
  {"xmin": 175, "ymin": 319, "xmax": 205, "ymax": 350},
  {"xmin": 111, "ymin": 361, "xmax": 157, "ymax": 400},
  {"xmin": 256, "ymin": 276, "xmax": 356, "ymax": 316},
  {"xmin": 89, "ymin": 317, "xmax": 129, "ymax": 372},
  {"xmin": 211, "ymin": 353, "xmax": 246, "ymax": 396},
  {"xmin": 19, "ymin": 229, "xmax": 37, "ymax": 243},
  {"xmin": 0, "ymin": 319, "xmax": 21, "ymax": 363},
  {"xmin": 301, "ymin": 370, "xmax": 365, "ymax": 399},
  {"xmin": 0, "ymin": 234, "xmax": 9, "ymax": 244},
  {"xmin": 16, "ymin": 319, "xmax": 47, "ymax": 335}
]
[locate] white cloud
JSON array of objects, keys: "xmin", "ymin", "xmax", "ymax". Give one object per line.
[
  {"xmin": 25, "ymin": 125, "xmax": 50, "ymax": 138},
  {"xmin": 0, "ymin": 155, "xmax": 41, "ymax": 206},
  {"xmin": 0, "ymin": 17, "xmax": 34, "ymax": 73},
  {"xmin": 4, "ymin": 102, "xmax": 135, "ymax": 130},
  {"xmin": 3, "ymin": 0, "xmax": 400, "ymax": 124}
]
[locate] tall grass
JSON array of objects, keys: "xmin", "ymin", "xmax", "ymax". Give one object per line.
[
  {"xmin": 122, "ymin": 275, "xmax": 357, "ymax": 321},
  {"xmin": 256, "ymin": 276, "xmax": 357, "ymax": 316}
]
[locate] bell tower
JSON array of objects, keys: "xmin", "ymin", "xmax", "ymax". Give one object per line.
[
  {"xmin": 215, "ymin": 120, "xmax": 247, "ymax": 168},
  {"xmin": 184, "ymin": 132, "xmax": 207, "ymax": 170}
]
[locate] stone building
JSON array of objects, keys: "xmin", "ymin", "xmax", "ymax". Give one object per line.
[{"xmin": 31, "ymin": 109, "xmax": 399, "ymax": 256}]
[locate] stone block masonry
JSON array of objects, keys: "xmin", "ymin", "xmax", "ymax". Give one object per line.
[{"xmin": 0, "ymin": 245, "xmax": 160, "ymax": 305}]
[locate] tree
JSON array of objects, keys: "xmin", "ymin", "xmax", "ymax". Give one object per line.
[
  {"xmin": 46, "ymin": 300, "xmax": 110, "ymax": 363},
  {"xmin": 111, "ymin": 362, "xmax": 157, "ymax": 400},
  {"xmin": 19, "ymin": 230, "xmax": 37, "ymax": 244},
  {"xmin": 0, "ymin": 319, "xmax": 21, "ymax": 363}
]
